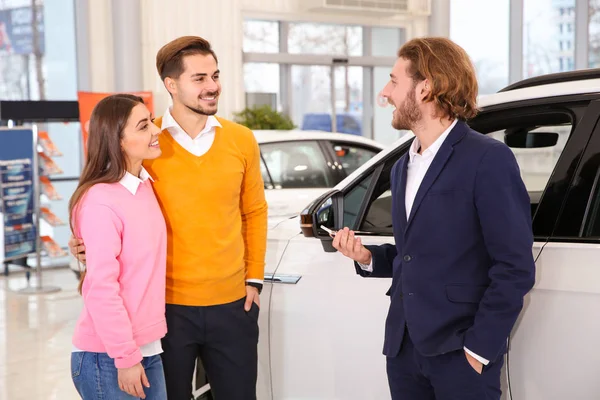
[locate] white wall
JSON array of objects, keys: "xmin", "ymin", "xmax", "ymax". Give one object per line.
[{"xmin": 84, "ymin": 0, "xmax": 431, "ymax": 120}]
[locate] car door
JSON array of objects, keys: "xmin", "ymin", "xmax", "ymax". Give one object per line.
[
  {"xmin": 260, "ymin": 140, "xmax": 341, "ymax": 218},
  {"xmin": 505, "ymin": 99, "xmax": 600, "ymax": 400},
  {"xmin": 268, "ymin": 162, "xmax": 401, "ymax": 400},
  {"xmin": 266, "ymin": 97, "xmax": 600, "ymax": 399}
]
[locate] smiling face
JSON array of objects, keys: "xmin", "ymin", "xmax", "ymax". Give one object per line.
[
  {"xmin": 120, "ymin": 103, "xmax": 162, "ymax": 169},
  {"xmin": 380, "ymin": 58, "xmax": 427, "ymax": 131},
  {"xmin": 166, "ymin": 53, "xmax": 221, "ymax": 116}
]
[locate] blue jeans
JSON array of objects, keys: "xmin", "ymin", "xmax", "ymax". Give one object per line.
[{"xmin": 71, "ymin": 352, "xmax": 167, "ymax": 400}]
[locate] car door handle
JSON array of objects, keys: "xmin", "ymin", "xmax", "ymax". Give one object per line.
[{"xmin": 264, "ymin": 273, "xmax": 302, "ymax": 284}]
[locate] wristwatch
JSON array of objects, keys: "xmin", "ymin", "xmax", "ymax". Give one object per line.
[{"xmin": 246, "ymin": 281, "xmax": 263, "ymax": 294}]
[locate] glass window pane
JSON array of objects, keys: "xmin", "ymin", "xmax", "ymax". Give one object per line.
[
  {"xmin": 334, "ymin": 65, "xmax": 363, "ymax": 135},
  {"xmin": 260, "ymin": 141, "xmax": 332, "ymax": 189},
  {"xmin": 487, "ymin": 124, "xmax": 571, "ymax": 195},
  {"xmin": 244, "ymin": 63, "xmax": 281, "ymax": 111},
  {"xmin": 589, "ymin": 1, "xmax": 600, "ymax": 67},
  {"xmin": 243, "ymin": 20, "xmax": 279, "ymax": 53},
  {"xmin": 288, "ymin": 23, "xmax": 362, "ymax": 56},
  {"xmin": 371, "ymin": 27, "xmax": 404, "ymax": 57},
  {"xmin": 343, "ymin": 172, "xmax": 374, "ymax": 229},
  {"xmin": 292, "ymin": 65, "xmax": 332, "ymax": 130},
  {"xmin": 329, "ymin": 142, "xmax": 378, "ymax": 176},
  {"xmin": 374, "ymin": 66, "xmax": 404, "ymax": 145},
  {"xmin": 524, "ymin": 0, "xmax": 575, "ymax": 78},
  {"xmin": 450, "ymin": 0, "xmax": 509, "ymax": 94}
]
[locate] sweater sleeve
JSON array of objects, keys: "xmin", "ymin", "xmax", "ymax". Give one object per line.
[
  {"xmin": 240, "ymin": 134, "xmax": 268, "ymax": 283},
  {"xmin": 78, "ymin": 203, "xmax": 142, "ymax": 369}
]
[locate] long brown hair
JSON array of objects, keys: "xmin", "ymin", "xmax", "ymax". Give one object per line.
[
  {"xmin": 69, "ymin": 94, "xmax": 145, "ymax": 294},
  {"xmin": 398, "ymin": 37, "xmax": 479, "ymax": 121}
]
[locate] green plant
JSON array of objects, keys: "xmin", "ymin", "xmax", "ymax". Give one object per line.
[{"xmin": 233, "ymin": 105, "xmax": 296, "ymax": 130}]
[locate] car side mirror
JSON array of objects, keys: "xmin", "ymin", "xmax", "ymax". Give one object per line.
[
  {"xmin": 505, "ymin": 131, "xmax": 559, "ymax": 148},
  {"xmin": 300, "ymin": 190, "xmax": 343, "ymax": 253}
]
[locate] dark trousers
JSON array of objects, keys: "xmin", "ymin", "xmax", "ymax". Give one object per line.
[
  {"xmin": 387, "ymin": 329, "xmax": 504, "ymax": 400},
  {"xmin": 160, "ymin": 297, "xmax": 259, "ymax": 400}
]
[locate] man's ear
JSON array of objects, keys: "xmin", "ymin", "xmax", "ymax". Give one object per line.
[
  {"xmin": 164, "ymin": 77, "xmax": 176, "ymax": 96},
  {"xmin": 417, "ymin": 79, "xmax": 431, "ymax": 102}
]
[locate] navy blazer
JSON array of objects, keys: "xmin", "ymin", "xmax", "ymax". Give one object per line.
[{"xmin": 356, "ymin": 121, "xmax": 535, "ymax": 363}]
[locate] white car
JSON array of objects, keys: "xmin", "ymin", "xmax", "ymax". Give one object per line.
[
  {"xmin": 254, "ymin": 130, "xmax": 385, "ymax": 219},
  {"xmin": 252, "ymin": 69, "xmax": 600, "ymax": 400}
]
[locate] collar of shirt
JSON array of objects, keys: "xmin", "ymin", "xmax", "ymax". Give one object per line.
[
  {"xmin": 119, "ymin": 167, "xmax": 153, "ymax": 195},
  {"xmin": 161, "ymin": 107, "xmax": 222, "ymax": 140},
  {"xmin": 409, "ymin": 119, "xmax": 458, "ymax": 162}
]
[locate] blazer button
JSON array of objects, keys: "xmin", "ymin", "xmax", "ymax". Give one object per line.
[{"xmin": 403, "ymin": 255, "xmax": 412, "ymax": 262}]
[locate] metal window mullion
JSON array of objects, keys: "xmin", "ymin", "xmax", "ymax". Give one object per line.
[
  {"xmin": 509, "ymin": 0, "xmax": 524, "ymax": 84},
  {"xmin": 279, "ymin": 21, "xmax": 292, "ymax": 116},
  {"xmin": 363, "ymin": 27, "xmax": 374, "ymax": 139}
]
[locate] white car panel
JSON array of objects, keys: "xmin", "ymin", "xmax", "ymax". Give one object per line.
[
  {"xmin": 508, "ymin": 241, "xmax": 600, "ymax": 399},
  {"xmin": 266, "ymin": 188, "xmax": 326, "ymax": 219},
  {"xmin": 267, "ymin": 233, "xmax": 392, "ymax": 399}
]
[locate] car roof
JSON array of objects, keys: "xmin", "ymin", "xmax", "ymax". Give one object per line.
[
  {"xmin": 333, "ymin": 70, "xmax": 600, "ymax": 190},
  {"xmin": 478, "ymin": 74, "xmax": 600, "ymax": 109},
  {"xmin": 253, "ymin": 129, "xmax": 385, "ymax": 150}
]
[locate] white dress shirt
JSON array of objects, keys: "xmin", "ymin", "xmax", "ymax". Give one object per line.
[
  {"xmin": 73, "ymin": 167, "xmax": 163, "ymax": 357},
  {"xmin": 359, "ymin": 119, "xmax": 489, "ymax": 366},
  {"xmin": 161, "ymin": 107, "xmax": 222, "ymax": 156},
  {"xmin": 161, "ymin": 107, "xmax": 263, "ymax": 285}
]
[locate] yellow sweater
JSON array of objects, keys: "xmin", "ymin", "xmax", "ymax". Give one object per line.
[{"xmin": 143, "ymin": 117, "xmax": 268, "ymax": 306}]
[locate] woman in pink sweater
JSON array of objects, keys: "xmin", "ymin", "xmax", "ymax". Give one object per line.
[{"xmin": 69, "ymin": 94, "xmax": 167, "ymax": 399}]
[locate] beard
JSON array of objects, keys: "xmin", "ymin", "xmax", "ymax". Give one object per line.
[
  {"xmin": 391, "ymin": 88, "xmax": 421, "ymax": 131},
  {"xmin": 184, "ymin": 92, "xmax": 219, "ymax": 116}
]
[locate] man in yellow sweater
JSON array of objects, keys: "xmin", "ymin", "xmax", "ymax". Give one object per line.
[{"xmin": 70, "ymin": 36, "xmax": 267, "ymax": 400}]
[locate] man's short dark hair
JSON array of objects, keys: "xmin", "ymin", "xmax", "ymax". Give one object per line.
[{"xmin": 156, "ymin": 36, "xmax": 218, "ymax": 81}]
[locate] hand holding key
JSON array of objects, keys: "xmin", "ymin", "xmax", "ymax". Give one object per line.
[{"xmin": 330, "ymin": 226, "xmax": 372, "ymax": 265}]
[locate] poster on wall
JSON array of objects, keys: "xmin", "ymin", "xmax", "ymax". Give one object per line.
[
  {"xmin": 0, "ymin": 5, "xmax": 45, "ymax": 55},
  {"xmin": 77, "ymin": 91, "xmax": 154, "ymax": 156},
  {"xmin": 0, "ymin": 127, "xmax": 36, "ymax": 261}
]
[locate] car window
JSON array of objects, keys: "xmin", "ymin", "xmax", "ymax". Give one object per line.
[
  {"xmin": 260, "ymin": 141, "xmax": 333, "ymax": 189},
  {"xmin": 487, "ymin": 124, "xmax": 571, "ymax": 210},
  {"xmin": 343, "ymin": 172, "xmax": 375, "ymax": 229},
  {"xmin": 329, "ymin": 142, "xmax": 379, "ymax": 176},
  {"xmin": 582, "ymin": 166, "xmax": 600, "ymax": 237}
]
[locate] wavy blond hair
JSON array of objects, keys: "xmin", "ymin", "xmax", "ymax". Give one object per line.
[{"xmin": 398, "ymin": 37, "xmax": 479, "ymax": 121}]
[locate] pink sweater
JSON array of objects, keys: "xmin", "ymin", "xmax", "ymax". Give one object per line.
[{"xmin": 71, "ymin": 177, "xmax": 167, "ymax": 368}]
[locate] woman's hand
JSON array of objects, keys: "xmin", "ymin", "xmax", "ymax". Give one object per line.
[{"xmin": 118, "ymin": 362, "xmax": 150, "ymax": 398}]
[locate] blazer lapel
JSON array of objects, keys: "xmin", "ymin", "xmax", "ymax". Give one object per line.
[
  {"xmin": 405, "ymin": 121, "xmax": 468, "ymax": 231},
  {"xmin": 395, "ymin": 154, "xmax": 409, "ymax": 232}
]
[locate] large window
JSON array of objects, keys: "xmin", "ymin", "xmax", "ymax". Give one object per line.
[
  {"xmin": 288, "ymin": 23, "xmax": 362, "ymax": 56},
  {"xmin": 0, "ymin": 0, "xmax": 79, "ymax": 249},
  {"xmin": 524, "ymin": 0, "xmax": 575, "ymax": 78},
  {"xmin": 590, "ymin": 0, "xmax": 600, "ymax": 67},
  {"xmin": 450, "ymin": 0, "xmax": 510, "ymax": 95},
  {"xmin": 242, "ymin": 20, "xmax": 404, "ymax": 144}
]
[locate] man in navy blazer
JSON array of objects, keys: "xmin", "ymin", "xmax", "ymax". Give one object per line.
[{"xmin": 332, "ymin": 37, "xmax": 535, "ymax": 399}]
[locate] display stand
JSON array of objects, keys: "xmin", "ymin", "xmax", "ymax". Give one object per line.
[{"xmin": 0, "ymin": 125, "xmax": 60, "ymax": 294}]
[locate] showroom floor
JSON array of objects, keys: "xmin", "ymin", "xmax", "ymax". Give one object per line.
[{"xmin": 0, "ymin": 268, "xmax": 81, "ymax": 400}]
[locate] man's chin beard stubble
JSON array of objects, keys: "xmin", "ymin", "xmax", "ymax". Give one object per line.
[{"xmin": 185, "ymin": 104, "xmax": 218, "ymax": 116}]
